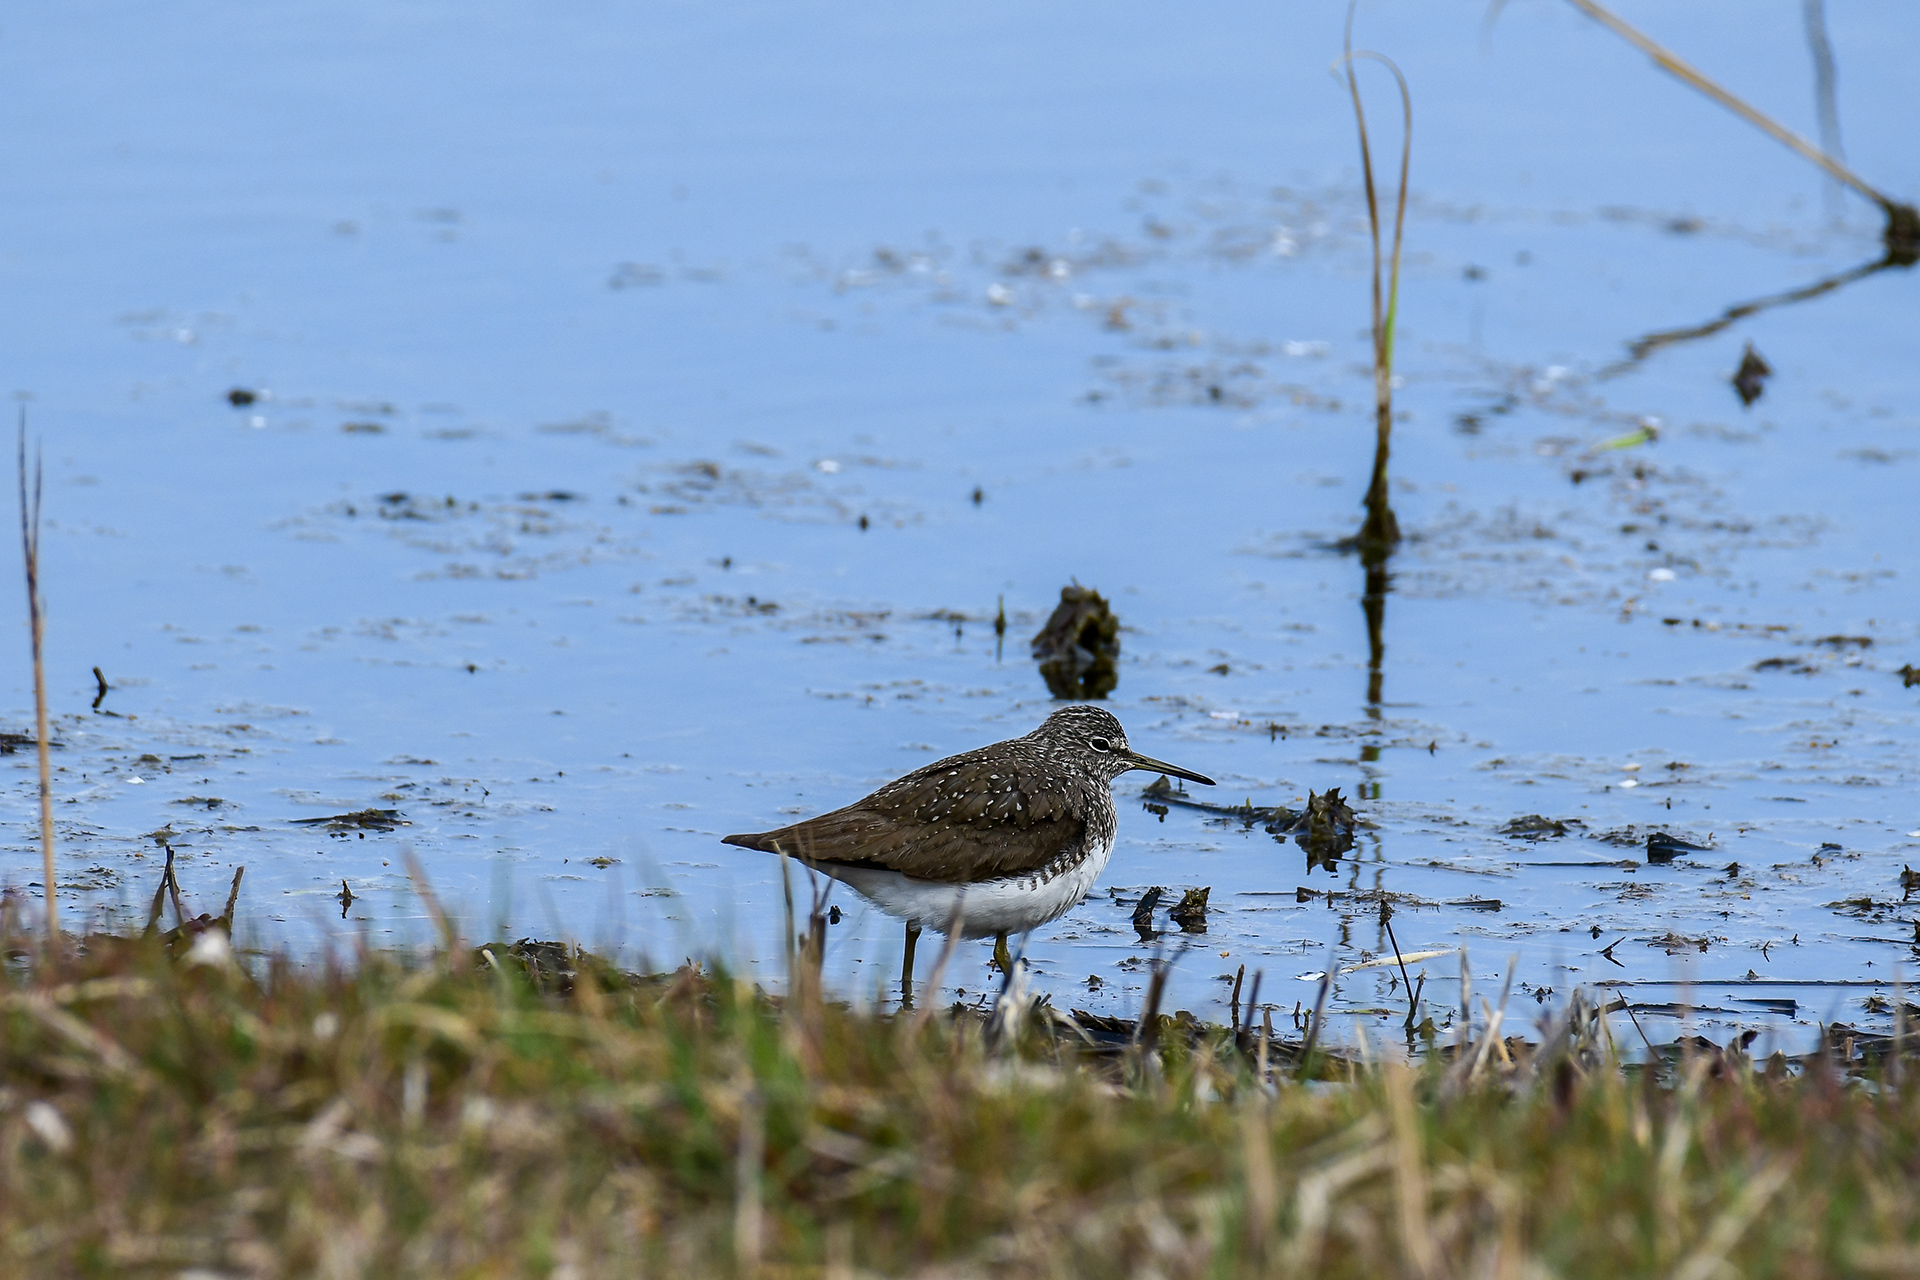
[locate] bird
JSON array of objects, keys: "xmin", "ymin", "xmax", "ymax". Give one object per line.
[{"xmin": 722, "ymin": 704, "xmax": 1214, "ymax": 1004}]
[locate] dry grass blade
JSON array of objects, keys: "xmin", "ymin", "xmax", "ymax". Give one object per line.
[
  {"xmin": 1671, "ymin": 1159, "xmax": 1795, "ymax": 1280},
  {"xmin": 1385, "ymin": 1067, "xmax": 1440, "ymax": 1280},
  {"xmin": 1240, "ymin": 1096, "xmax": 1278, "ymax": 1261},
  {"xmin": 6, "ymin": 992, "xmax": 149, "ymax": 1081},
  {"xmin": 733, "ymin": 1082, "xmax": 766, "ymax": 1268},
  {"xmin": 909, "ymin": 894, "xmax": 967, "ymax": 1034}
]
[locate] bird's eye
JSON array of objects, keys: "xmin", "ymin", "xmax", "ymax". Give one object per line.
[{"xmin": 1089, "ymin": 736, "xmax": 1111, "ymax": 752}]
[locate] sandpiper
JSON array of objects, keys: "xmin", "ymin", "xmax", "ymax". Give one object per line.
[{"xmin": 722, "ymin": 705, "xmax": 1214, "ymax": 1002}]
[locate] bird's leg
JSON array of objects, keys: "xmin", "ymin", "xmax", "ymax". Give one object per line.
[
  {"xmin": 901, "ymin": 921, "xmax": 921, "ymax": 1009},
  {"xmin": 992, "ymin": 931, "xmax": 1012, "ymax": 975}
]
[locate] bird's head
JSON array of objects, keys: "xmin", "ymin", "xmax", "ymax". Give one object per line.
[{"xmin": 1032, "ymin": 705, "xmax": 1215, "ymax": 786}]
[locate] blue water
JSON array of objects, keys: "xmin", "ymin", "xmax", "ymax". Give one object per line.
[{"xmin": 1, "ymin": 0, "xmax": 1916, "ymax": 1052}]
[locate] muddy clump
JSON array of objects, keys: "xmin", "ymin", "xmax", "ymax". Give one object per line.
[
  {"xmin": 1169, "ymin": 887, "xmax": 1210, "ymax": 933},
  {"xmin": 1031, "ymin": 585, "xmax": 1119, "ymax": 700},
  {"xmin": 1501, "ymin": 814, "xmax": 1575, "ymax": 840},
  {"xmin": 1276, "ymin": 788, "xmax": 1357, "ymax": 874}
]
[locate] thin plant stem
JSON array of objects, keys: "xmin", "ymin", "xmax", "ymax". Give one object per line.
[
  {"xmin": 18, "ymin": 415, "xmax": 55, "ymax": 942},
  {"xmin": 1338, "ymin": 6, "xmax": 1412, "ymax": 556}
]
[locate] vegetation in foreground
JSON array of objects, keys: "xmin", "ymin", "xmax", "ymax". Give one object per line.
[{"xmin": 4, "ymin": 925, "xmax": 1920, "ymax": 1278}]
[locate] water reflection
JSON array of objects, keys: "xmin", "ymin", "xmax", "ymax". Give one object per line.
[
  {"xmin": 1362, "ymin": 555, "xmax": 1389, "ymax": 718},
  {"xmin": 1602, "ymin": 247, "xmax": 1912, "ymax": 379},
  {"xmin": 1030, "ymin": 585, "xmax": 1120, "ymax": 700},
  {"xmin": 1282, "ymin": 788, "xmax": 1358, "ymax": 877}
]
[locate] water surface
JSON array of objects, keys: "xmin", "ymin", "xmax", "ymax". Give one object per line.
[{"xmin": 2, "ymin": 0, "xmax": 1917, "ymax": 1052}]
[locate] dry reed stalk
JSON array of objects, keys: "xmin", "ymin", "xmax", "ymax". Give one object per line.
[
  {"xmin": 17, "ymin": 419, "xmax": 54, "ymax": 941},
  {"xmin": 220, "ymin": 865, "xmax": 246, "ymax": 928},
  {"xmin": 776, "ymin": 844, "xmax": 796, "ymax": 981},
  {"xmin": 1561, "ymin": 0, "xmax": 1917, "ymax": 247}
]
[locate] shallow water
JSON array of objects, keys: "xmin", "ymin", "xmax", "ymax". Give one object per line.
[{"xmin": 2, "ymin": 1, "xmax": 1916, "ymax": 1052}]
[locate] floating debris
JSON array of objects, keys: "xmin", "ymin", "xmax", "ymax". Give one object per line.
[
  {"xmin": 1596, "ymin": 421, "xmax": 1659, "ymax": 451},
  {"xmin": 1646, "ymin": 831, "xmax": 1714, "ymax": 864},
  {"xmin": 1286, "ymin": 886, "xmax": 1489, "ymax": 913},
  {"xmin": 1169, "ymin": 887, "xmax": 1210, "ymax": 933},
  {"xmin": 292, "ymin": 808, "xmax": 409, "ymax": 836},
  {"xmin": 226, "ymin": 387, "xmax": 257, "ymax": 406},
  {"xmin": 1899, "ymin": 664, "xmax": 1919, "ymax": 688},
  {"xmin": 1031, "ymin": 585, "xmax": 1119, "ymax": 700},
  {"xmin": 1140, "ymin": 775, "xmax": 1293, "ymax": 828},
  {"xmin": 1732, "ymin": 342, "xmax": 1772, "ymax": 406},
  {"xmin": 1501, "ymin": 814, "xmax": 1572, "ymax": 840}
]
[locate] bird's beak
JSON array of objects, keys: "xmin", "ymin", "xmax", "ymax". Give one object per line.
[{"xmin": 1120, "ymin": 749, "xmax": 1215, "ymax": 787}]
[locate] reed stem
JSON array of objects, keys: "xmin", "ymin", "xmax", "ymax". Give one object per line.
[
  {"xmin": 1340, "ymin": 8, "xmax": 1412, "ymax": 559},
  {"xmin": 17, "ymin": 417, "xmax": 55, "ymax": 942}
]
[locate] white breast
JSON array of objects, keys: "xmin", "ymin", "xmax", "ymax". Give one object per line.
[{"xmin": 816, "ymin": 832, "xmax": 1116, "ymax": 939}]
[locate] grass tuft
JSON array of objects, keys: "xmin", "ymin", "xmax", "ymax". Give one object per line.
[{"xmin": 6, "ymin": 925, "xmax": 1920, "ymax": 1276}]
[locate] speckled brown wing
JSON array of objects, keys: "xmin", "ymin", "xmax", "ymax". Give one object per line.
[{"xmin": 721, "ymin": 743, "xmax": 1087, "ymax": 883}]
